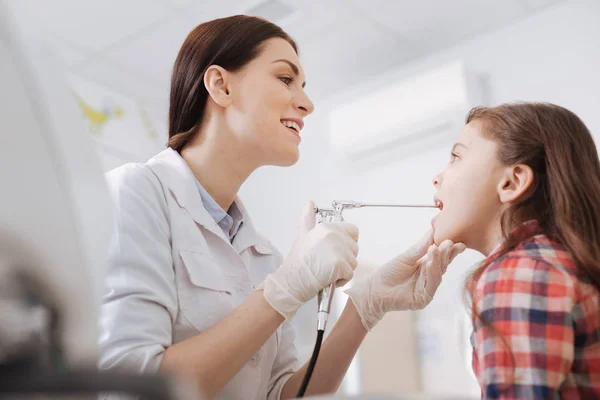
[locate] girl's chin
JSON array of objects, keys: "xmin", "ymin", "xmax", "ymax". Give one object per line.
[{"xmin": 432, "ymin": 225, "xmax": 460, "ymax": 247}]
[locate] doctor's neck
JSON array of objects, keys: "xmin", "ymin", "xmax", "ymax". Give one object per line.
[{"xmin": 180, "ymin": 115, "xmax": 259, "ymax": 211}]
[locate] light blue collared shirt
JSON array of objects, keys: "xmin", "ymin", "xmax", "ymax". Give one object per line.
[{"xmin": 194, "ymin": 179, "xmax": 244, "ymax": 242}]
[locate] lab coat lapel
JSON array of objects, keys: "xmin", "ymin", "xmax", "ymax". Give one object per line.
[
  {"xmin": 147, "ymin": 148, "xmax": 228, "ymax": 242},
  {"xmin": 232, "ymin": 198, "xmax": 273, "ymax": 255}
]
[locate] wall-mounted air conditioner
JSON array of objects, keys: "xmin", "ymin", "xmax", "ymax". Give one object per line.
[{"xmin": 329, "ymin": 61, "xmax": 483, "ymax": 165}]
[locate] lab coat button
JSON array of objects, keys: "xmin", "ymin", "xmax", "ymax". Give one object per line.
[{"xmin": 251, "ymin": 354, "xmax": 260, "ymax": 365}]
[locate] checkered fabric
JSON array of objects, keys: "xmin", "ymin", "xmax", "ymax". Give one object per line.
[{"xmin": 470, "ymin": 220, "xmax": 600, "ymax": 399}]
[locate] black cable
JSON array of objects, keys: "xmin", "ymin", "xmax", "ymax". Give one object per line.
[
  {"xmin": 296, "ymin": 329, "xmax": 324, "ymax": 398},
  {"xmin": 0, "ymin": 369, "xmax": 182, "ymax": 400}
]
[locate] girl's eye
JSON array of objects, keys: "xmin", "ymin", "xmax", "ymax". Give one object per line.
[
  {"xmin": 279, "ymin": 76, "xmax": 293, "ymax": 85},
  {"xmin": 450, "ymin": 152, "xmax": 460, "ymax": 163}
]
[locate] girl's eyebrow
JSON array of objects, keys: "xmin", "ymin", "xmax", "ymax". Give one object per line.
[{"xmin": 452, "ymin": 142, "xmax": 468, "ymax": 152}]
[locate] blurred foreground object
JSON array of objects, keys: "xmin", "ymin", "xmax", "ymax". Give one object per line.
[{"xmin": 0, "ymin": 1, "xmax": 194, "ymax": 398}]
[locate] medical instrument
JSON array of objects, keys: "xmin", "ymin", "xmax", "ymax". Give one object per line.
[
  {"xmin": 328, "ymin": 200, "xmax": 439, "ymax": 212},
  {"xmin": 296, "ymin": 200, "xmax": 438, "ymax": 397}
]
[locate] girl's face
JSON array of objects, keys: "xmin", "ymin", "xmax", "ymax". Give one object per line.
[{"xmin": 432, "ymin": 121, "xmax": 508, "ymax": 254}]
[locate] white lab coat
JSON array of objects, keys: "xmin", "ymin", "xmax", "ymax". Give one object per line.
[{"xmin": 99, "ymin": 148, "xmax": 298, "ymax": 399}]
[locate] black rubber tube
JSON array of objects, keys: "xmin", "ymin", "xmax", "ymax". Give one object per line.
[{"xmin": 296, "ymin": 329, "xmax": 325, "ymax": 398}]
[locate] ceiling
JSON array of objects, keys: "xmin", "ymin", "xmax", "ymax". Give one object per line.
[{"xmin": 8, "ymin": 0, "xmax": 563, "ymax": 115}]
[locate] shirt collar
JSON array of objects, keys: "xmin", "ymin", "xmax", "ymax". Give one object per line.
[
  {"xmin": 228, "ymin": 201, "xmax": 244, "ymax": 237},
  {"xmin": 486, "ymin": 219, "xmax": 542, "ymax": 260},
  {"xmin": 193, "ymin": 178, "xmax": 227, "ymax": 223},
  {"xmin": 193, "ymin": 178, "xmax": 244, "ymax": 241}
]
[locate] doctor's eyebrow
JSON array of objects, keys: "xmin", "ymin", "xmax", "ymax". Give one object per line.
[{"xmin": 272, "ymin": 59, "xmax": 306, "ymax": 88}]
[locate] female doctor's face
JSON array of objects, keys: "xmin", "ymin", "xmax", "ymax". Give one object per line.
[
  {"xmin": 431, "ymin": 121, "xmax": 506, "ymax": 254},
  {"xmin": 224, "ymin": 38, "xmax": 314, "ymax": 167}
]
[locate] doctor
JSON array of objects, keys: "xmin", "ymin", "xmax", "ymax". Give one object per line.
[{"xmin": 99, "ymin": 15, "xmax": 465, "ymax": 400}]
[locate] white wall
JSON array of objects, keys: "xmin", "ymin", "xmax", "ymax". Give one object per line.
[
  {"xmin": 67, "ymin": 75, "xmax": 168, "ymax": 172},
  {"xmin": 239, "ymin": 0, "xmax": 600, "ymax": 396}
]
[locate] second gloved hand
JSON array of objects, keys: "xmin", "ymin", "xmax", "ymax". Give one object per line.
[
  {"xmin": 345, "ymin": 230, "xmax": 465, "ymax": 331},
  {"xmin": 259, "ymin": 201, "xmax": 359, "ymax": 319}
]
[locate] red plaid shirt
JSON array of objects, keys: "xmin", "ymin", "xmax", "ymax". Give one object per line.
[{"xmin": 471, "ymin": 220, "xmax": 600, "ymax": 399}]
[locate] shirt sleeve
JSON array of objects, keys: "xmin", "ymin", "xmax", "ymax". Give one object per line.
[
  {"xmin": 267, "ymin": 249, "xmax": 298, "ymax": 400},
  {"xmin": 99, "ymin": 165, "xmax": 176, "ymax": 377},
  {"xmin": 472, "ymin": 256, "xmax": 576, "ymax": 399}
]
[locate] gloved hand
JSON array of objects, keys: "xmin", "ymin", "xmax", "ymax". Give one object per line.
[
  {"xmin": 258, "ymin": 201, "xmax": 359, "ymax": 319},
  {"xmin": 345, "ymin": 230, "xmax": 465, "ymax": 331}
]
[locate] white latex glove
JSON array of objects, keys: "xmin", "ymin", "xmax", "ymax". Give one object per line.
[
  {"xmin": 345, "ymin": 230, "xmax": 465, "ymax": 331},
  {"xmin": 258, "ymin": 201, "xmax": 359, "ymax": 319}
]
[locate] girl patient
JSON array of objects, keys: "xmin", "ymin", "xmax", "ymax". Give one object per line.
[{"xmin": 432, "ymin": 103, "xmax": 600, "ymax": 399}]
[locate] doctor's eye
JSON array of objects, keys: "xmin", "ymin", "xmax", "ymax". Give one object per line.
[
  {"xmin": 449, "ymin": 152, "xmax": 460, "ymax": 163},
  {"xmin": 279, "ymin": 76, "xmax": 293, "ymax": 85}
]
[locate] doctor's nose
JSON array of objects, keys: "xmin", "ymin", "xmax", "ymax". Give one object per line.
[{"xmin": 295, "ymin": 90, "xmax": 314, "ymax": 116}]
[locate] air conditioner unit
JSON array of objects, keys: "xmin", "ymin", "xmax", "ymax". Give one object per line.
[{"xmin": 329, "ymin": 61, "xmax": 482, "ymax": 165}]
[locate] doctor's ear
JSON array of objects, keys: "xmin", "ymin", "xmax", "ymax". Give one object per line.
[
  {"xmin": 204, "ymin": 65, "xmax": 232, "ymax": 107},
  {"xmin": 498, "ymin": 164, "xmax": 534, "ymax": 204}
]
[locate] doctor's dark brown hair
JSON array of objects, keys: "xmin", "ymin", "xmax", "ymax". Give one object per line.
[{"xmin": 167, "ymin": 15, "xmax": 297, "ymax": 152}]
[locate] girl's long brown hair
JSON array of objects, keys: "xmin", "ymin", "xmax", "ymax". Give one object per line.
[{"xmin": 465, "ymin": 102, "xmax": 600, "ymax": 385}]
